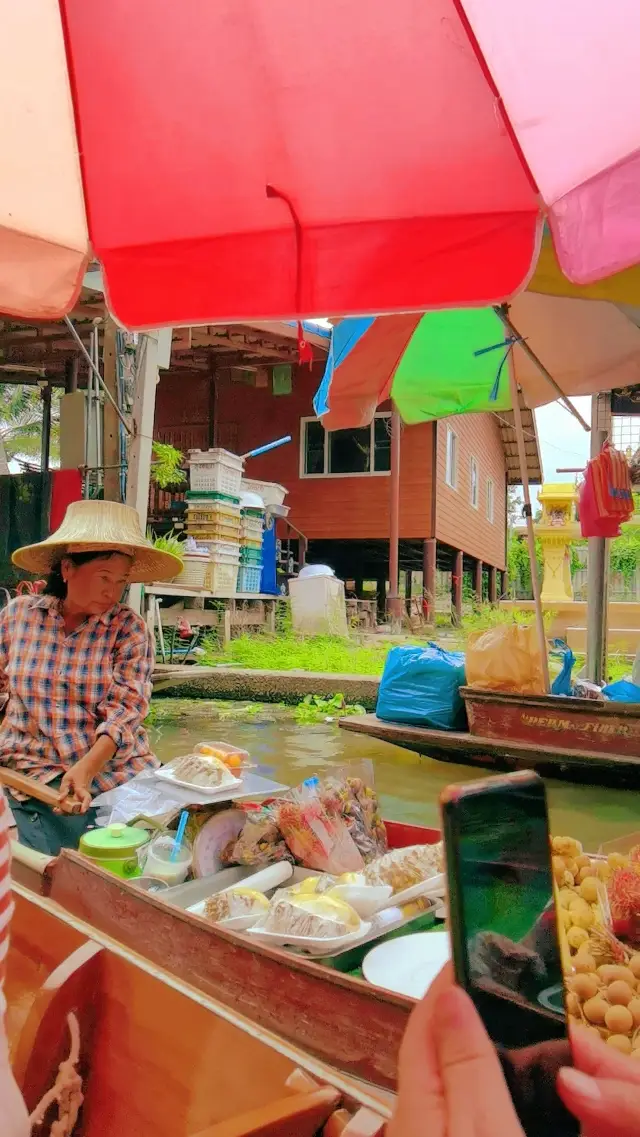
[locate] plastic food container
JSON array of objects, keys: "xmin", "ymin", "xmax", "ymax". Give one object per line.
[
  {"xmin": 142, "ymin": 834, "xmax": 193, "ymax": 885},
  {"xmin": 79, "ymin": 823, "xmax": 149, "ymax": 879}
]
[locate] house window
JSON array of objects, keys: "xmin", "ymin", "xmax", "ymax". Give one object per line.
[
  {"xmin": 301, "ymin": 414, "xmax": 392, "ymax": 477},
  {"xmin": 445, "ymin": 427, "xmax": 458, "ymax": 489},
  {"xmin": 486, "ymin": 477, "xmax": 495, "ymax": 523},
  {"xmin": 470, "ymin": 457, "xmax": 479, "ymax": 509}
]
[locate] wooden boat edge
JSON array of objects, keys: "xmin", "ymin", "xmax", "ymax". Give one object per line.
[
  {"xmin": 39, "ymin": 849, "xmax": 415, "ymax": 1089},
  {"xmin": 11, "ymin": 880, "xmax": 395, "ymax": 1121}
]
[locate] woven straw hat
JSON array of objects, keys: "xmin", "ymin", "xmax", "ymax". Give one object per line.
[{"xmin": 12, "ymin": 500, "xmax": 182, "ymax": 584}]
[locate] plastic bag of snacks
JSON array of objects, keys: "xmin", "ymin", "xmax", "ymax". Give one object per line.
[
  {"xmin": 277, "ymin": 779, "xmax": 364, "ymax": 875},
  {"xmin": 316, "ymin": 761, "xmax": 387, "ymax": 863},
  {"xmin": 221, "ymin": 801, "xmax": 293, "ymax": 867},
  {"xmin": 363, "ymin": 843, "xmax": 443, "ymax": 893}
]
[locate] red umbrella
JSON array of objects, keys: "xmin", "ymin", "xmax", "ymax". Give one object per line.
[{"xmin": 3, "ymin": 0, "xmax": 639, "ymax": 327}]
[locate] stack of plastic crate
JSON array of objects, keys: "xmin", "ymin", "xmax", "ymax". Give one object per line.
[
  {"xmin": 186, "ymin": 449, "xmax": 244, "ymax": 594},
  {"xmin": 237, "ymin": 499, "xmax": 264, "ymax": 594}
]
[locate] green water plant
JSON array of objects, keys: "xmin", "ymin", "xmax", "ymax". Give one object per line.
[
  {"xmin": 294, "ymin": 694, "xmax": 366, "ymax": 724},
  {"xmin": 151, "ymin": 441, "xmax": 185, "ymax": 488}
]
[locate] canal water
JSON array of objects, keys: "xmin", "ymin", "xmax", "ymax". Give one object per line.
[{"xmin": 149, "ymin": 707, "xmax": 640, "ymax": 848}]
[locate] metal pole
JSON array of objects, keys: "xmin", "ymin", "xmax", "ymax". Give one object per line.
[
  {"xmin": 387, "ymin": 409, "xmax": 403, "ymax": 627},
  {"xmin": 40, "ymin": 383, "xmax": 52, "ymax": 472},
  {"xmin": 585, "ymin": 393, "xmax": 611, "ymax": 683},
  {"xmin": 495, "ymin": 305, "xmax": 590, "ymax": 433},
  {"xmin": 64, "ymin": 316, "xmax": 131, "ymax": 434},
  {"xmin": 508, "ymin": 365, "xmax": 550, "ymax": 692},
  {"xmin": 126, "ymin": 333, "xmax": 160, "ymax": 614}
]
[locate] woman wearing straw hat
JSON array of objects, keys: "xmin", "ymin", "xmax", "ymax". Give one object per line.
[{"xmin": 0, "ymin": 500, "xmax": 182, "ymax": 856}]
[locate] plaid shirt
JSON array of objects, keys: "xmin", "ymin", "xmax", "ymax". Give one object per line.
[
  {"xmin": 0, "ymin": 791, "xmax": 11, "ymax": 1012},
  {"xmin": 0, "ymin": 596, "xmax": 158, "ymax": 794}
]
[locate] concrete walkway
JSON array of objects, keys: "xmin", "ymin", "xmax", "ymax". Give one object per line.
[{"xmin": 152, "ymin": 665, "xmax": 380, "ymax": 708}]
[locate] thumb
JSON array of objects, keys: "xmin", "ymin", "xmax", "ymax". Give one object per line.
[
  {"xmin": 434, "ymin": 987, "xmax": 525, "ymax": 1137},
  {"xmin": 558, "ymin": 1068, "xmax": 640, "ymax": 1137}
]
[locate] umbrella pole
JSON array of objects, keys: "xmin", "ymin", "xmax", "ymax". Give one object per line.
[
  {"xmin": 495, "ymin": 305, "xmax": 590, "ymax": 433},
  {"xmin": 387, "ymin": 408, "xmax": 403, "ymax": 630},
  {"xmin": 508, "ymin": 365, "xmax": 550, "ymax": 693}
]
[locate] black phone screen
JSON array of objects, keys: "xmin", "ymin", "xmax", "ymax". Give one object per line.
[{"xmin": 442, "ymin": 774, "xmax": 578, "ymax": 1137}]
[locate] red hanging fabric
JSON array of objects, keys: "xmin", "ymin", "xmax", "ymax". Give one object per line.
[
  {"xmin": 579, "ymin": 444, "xmax": 633, "ymax": 538},
  {"xmin": 49, "ymin": 469, "xmax": 83, "ymax": 533}
]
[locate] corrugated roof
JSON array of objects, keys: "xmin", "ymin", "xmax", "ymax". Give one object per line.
[{"xmin": 493, "ymin": 397, "xmax": 543, "ymax": 485}]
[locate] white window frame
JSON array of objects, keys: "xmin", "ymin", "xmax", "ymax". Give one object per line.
[
  {"xmin": 299, "ymin": 413, "xmax": 392, "ymax": 479},
  {"xmin": 470, "ymin": 456, "xmax": 479, "ymax": 509},
  {"xmin": 445, "ymin": 426, "xmax": 458, "ymax": 489},
  {"xmin": 486, "ymin": 477, "xmax": 495, "ymax": 523}
]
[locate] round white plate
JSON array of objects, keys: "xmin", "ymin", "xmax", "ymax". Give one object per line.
[{"xmin": 363, "ymin": 931, "xmax": 450, "ymax": 1000}]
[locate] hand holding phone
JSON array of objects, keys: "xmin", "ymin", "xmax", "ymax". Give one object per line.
[{"xmin": 440, "ymin": 771, "xmax": 578, "ymax": 1137}]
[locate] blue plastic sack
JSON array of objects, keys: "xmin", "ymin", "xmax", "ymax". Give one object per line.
[
  {"xmin": 601, "ymin": 680, "xmax": 640, "ymax": 704},
  {"xmin": 376, "ymin": 643, "xmax": 467, "ymax": 730},
  {"xmin": 550, "ymin": 639, "xmax": 575, "ymax": 697}
]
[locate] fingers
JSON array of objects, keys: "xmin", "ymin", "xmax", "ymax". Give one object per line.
[
  {"xmin": 435, "ymin": 987, "xmax": 525, "ymax": 1137},
  {"xmin": 571, "ymin": 1027, "xmax": 640, "ymax": 1084},
  {"xmin": 388, "ymin": 971, "xmax": 447, "ymax": 1137},
  {"xmin": 558, "ymin": 1068, "xmax": 640, "ymax": 1137}
]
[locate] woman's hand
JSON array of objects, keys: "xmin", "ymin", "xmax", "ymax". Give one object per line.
[
  {"xmin": 58, "ymin": 736, "xmax": 117, "ymax": 813},
  {"xmin": 388, "ymin": 965, "xmax": 524, "ymax": 1137},
  {"xmin": 559, "ymin": 1027, "xmax": 640, "ymax": 1137},
  {"xmin": 58, "ymin": 756, "xmax": 95, "ymax": 813}
]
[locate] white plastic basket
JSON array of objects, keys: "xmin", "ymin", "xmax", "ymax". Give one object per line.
[
  {"xmin": 207, "ymin": 558, "xmax": 240, "ymax": 596},
  {"xmin": 189, "ymin": 449, "xmax": 245, "ymax": 496},
  {"xmin": 198, "ymin": 539, "xmax": 240, "ymax": 562},
  {"xmin": 174, "ymin": 552, "xmax": 209, "ymax": 590},
  {"xmin": 240, "ymin": 515, "xmax": 264, "ymax": 541},
  {"xmin": 240, "ymin": 478, "xmax": 287, "ymax": 507}
]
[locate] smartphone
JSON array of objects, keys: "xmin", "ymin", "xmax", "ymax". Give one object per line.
[{"xmin": 441, "ymin": 771, "xmax": 578, "ymax": 1137}]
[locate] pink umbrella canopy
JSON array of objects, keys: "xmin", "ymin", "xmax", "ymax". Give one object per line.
[{"xmin": 2, "ymin": 0, "xmax": 640, "ymax": 327}]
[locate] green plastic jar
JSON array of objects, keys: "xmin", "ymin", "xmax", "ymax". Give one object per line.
[{"xmin": 79, "ymin": 823, "xmax": 149, "ymax": 879}]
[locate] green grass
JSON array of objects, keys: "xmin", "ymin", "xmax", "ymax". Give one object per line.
[{"xmin": 199, "ymin": 631, "xmax": 394, "ymax": 675}]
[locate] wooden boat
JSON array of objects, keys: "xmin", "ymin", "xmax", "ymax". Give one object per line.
[
  {"xmin": 340, "ymin": 712, "xmax": 640, "ymax": 786},
  {"xmin": 9, "ymin": 812, "xmax": 440, "ymax": 1094},
  {"xmin": 7, "ymin": 882, "xmax": 390, "ymax": 1136},
  {"xmin": 461, "ymin": 686, "xmax": 640, "ymax": 758}
]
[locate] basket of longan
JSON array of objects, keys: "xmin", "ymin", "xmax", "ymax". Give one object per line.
[{"xmin": 553, "ymin": 835, "xmax": 640, "ymax": 1057}]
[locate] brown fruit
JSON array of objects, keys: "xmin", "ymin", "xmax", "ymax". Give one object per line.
[
  {"xmin": 576, "ymin": 855, "xmax": 592, "ymax": 870},
  {"xmin": 575, "ymin": 954, "xmax": 597, "ymax": 975},
  {"xmin": 607, "ymin": 980, "xmax": 634, "ymax": 1006},
  {"xmin": 628, "ymin": 999, "xmax": 640, "ymax": 1026},
  {"xmin": 579, "ymin": 877, "xmax": 600, "ymax": 905},
  {"xmin": 629, "ymin": 956, "xmax": 640, "ymax": 980},
  {"xmin": 569, "ymin": 973, "xmax": 599, "ymax": 1001},
  {"xmin": 607, "ymin": 1034, "xmax": 633, "ymax": 1055},
  {"xmin": 605, "ymin": 1005, "xmax": 634, "ymax": 1035},
  {"xmin": 567, "ymin": 926, "xmax": 590, "ymax": 951},
  {"xmin": 598, "ymin": 965, "xmax": 636, "ymax": 987},
  {"xmin": 583, "ymin": 996, "xmax": 609, "ymax": 1025},
  {"xmin": 553, "ymin": 856, "xmax": 567, "ymax": 883}
]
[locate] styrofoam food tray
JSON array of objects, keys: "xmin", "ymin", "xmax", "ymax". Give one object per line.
[
  {"xmin": 155, "ymin": 764, "xmax": 242, "ymax": 797},
  {"xmin": 246, "ymin": 923, "xmax": 373, "ymax": 956},
  {"xmin": 187, "ymin": 862, "xmax": 293, "ymax": 921}
]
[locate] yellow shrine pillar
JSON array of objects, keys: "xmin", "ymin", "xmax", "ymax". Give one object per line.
[{"xmin": 536, "ymin": 483, "xmax": 581, "ymax": 603}]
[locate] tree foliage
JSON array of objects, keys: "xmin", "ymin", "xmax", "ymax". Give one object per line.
[{"xmin": 0, "ymin": 385, "xmax": 60, "ymax": 467}]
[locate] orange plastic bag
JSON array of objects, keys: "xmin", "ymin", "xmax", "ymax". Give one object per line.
[{"xmin": 465, "ymin": 624, "xmax": 545, "ymax": 695}]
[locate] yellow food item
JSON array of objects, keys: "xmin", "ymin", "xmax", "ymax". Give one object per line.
[
  {"xmin": 598, "ymin": 965, "xmax": 636, "ymax": 987},
  {"xmin": 583, "ymin": 996, "xmax": 609, "ymax": 1024},
  {"xmin": 571, "ymin": 907, "xmax": 595, "ymax": 931},
  {"xmin": 576, "ymin": 854, "xmax": 592, "ymax": 870},
  {"xmin": 569, "ymin": 973, "xmax": 599, "ymax": 1001},
  {"xmin": 629, "ymin": 956, "xmax": 640, "ymax": 980},
  {"xmin": 607, "ymin": 1034, "xmax": 633, "ymax": 1055},
  {"xmin": 290, "ymin": 877, "xmax": 323, "ymax": 895},
  {"xmin": 605, "ymin": 1005, "xmax": 634, "ymax": 1035},
  {"xmin": 565, "ymin": 859, "xmax": 579, "ymax": 879},
  {"xmin": 630, "ymin": 1048, "xmax": 640, "ymax": 1059},
  {"xmin": 552, "ymin": 855, "xmax": 567, "ymax": 883},
  {"xmin": 597, "ymin": 861, "xmax": 612, "ymax": 882},
  {"xmin": 296, "ymin": 895, "xmax": 361, "ymax": 929},
  {"xmin": 552, "ymin": 837, "xmax": 582, "ymax": 859},
  {"xmin": 560, "ymin": 909, "xmax": 573, "ymax": 930},
  {"xmin": 579, "ymin": 877, "xmax": 600, "ymax": 905},
  {"xmin": 567, "ymin": 926, "xmax": 590, "ymax": 951},
  {"xmin": 568, "ymin": 895, "xmax": 591, "ymax": 913},
  {"xmin": 628, "ymin": 999, "xmax": 640, "ymax": 1026},
  {"xmin": 575, "ymin": 953, "xmax": 597, "ymax": 975},
  {"xmin": 558, "ymin": 888, "xmax": 574, "ymax": 910},
  {"xmin": 338, "ymin": 872, "xmax": 361, "ymax": 884},
  {"xmin": 224, "ymin": 752, "xmax": 244, "ymax": 770},
  {"xmin": 607, "ymin": 980, "xmax": 634, "ymax": 1007},
  {"xmin": 608, "ymin": 853, "xmax": 628, "ymax": 870}
]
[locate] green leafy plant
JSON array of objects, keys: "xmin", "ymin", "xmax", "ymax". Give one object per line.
[
  {"xmin": 506, "ymin": 531, "xmax": 543, "ymax": 597},
  {"xmin": 294, "ymin": 693, "xmax": 366, "ymax": 724},
  {"xmin": 199, "ymin": 630, "xmax": 394, "ymax": 675},
  {"xmin": 609, "ymin": 521, "xmax": 640, "ymax": 584},
  {"xmin": 151, "ymin": 441, "xmax": 185, "ymax": 488},
  {"xmin": 459, "ymin": 603, "xmax": 556, "ymax": 639},
  {"xmin": 147, "ymin": 527, "xmax": 184, "ymax": 565}
]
